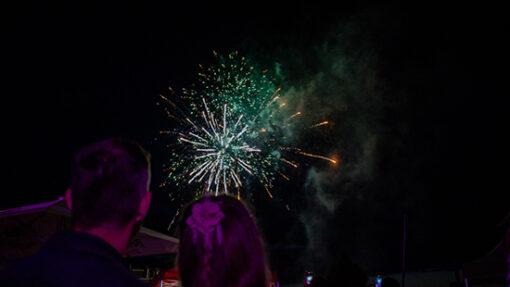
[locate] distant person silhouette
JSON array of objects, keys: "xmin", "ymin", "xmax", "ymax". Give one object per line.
[
  {"xmin": 381, "ymin": 276, "xmax": 400, "ymax": 287},
  {"xmin": 449, "ymin": 282, "xmax": 464, "ymax": 287},
  {"xmin": 177, "ymin": 194, "xmax": 270, "ymax": 287},
  {"xmin": 0, "ymin": 138, "xmax": 152, "ymax": 286},
  {"xmin": 309, "ymin": 274, "xmax": 328, "ymax": 287},
  {"xmin": 325, "ymin": 251, "xmax": 368, "ymax": 287}
]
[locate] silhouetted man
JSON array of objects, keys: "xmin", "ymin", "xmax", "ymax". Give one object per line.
[{"xmin": 0, "ymin": 138, "xmax": 152, "ymax": 286}]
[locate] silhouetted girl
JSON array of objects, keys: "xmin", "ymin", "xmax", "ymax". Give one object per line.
[{"xmin": 178, "ymin": 194, "xmax": 270, "ymax": 287}]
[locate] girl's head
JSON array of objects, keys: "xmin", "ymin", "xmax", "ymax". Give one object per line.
[{"xmin": 178, "ymin": 194, "xmax": 269, "ymax": 287}]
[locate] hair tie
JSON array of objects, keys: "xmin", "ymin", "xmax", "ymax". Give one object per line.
[{"xmin": 186, "ymin": 199, "xmax": 224, "ymax": 248}]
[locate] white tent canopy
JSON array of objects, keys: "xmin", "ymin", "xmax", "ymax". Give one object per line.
[{"xmin": 0, "ymin": 197, "xmax": 178, "ymax": 268}]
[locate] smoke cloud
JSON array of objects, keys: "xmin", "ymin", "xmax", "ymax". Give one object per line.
[{"xmin": 262, "ymin": 14, "xmax": 410, "ymax": 278}]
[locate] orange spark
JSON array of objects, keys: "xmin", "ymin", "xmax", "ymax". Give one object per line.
[
  {"xmin": 297, "ymin": 152, "xmax": 337, "ymax": 164},
  {"xmin": 311, "ymin": 121, "xmax": 329, "ymax": 128},
  {"xmin": 277, "ymin": 171, "xmax": 290, "ymax": 181},
  {"xmin": 159, "ymin": 94, "xmax": 177, "ymax": 109},
  {"xmin": 288, "ymin": 111, "xmax": 302, "ymax": 120},
  {"xmin": 280, "ymin": 158, "xmax": 298, "ymax": 168},
  {"xmin": 264, "ymin": 185, "xmax": 274, "ymax": 199}
]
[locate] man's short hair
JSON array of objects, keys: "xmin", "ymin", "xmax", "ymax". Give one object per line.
[{"xmin": 70, "ymin": 138, "xmax": 151, "ymax": 229}]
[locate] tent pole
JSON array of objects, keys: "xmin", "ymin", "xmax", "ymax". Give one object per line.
[{"xmin": 402, "ymin": 213, "xmax": 407, "ymax": 287}]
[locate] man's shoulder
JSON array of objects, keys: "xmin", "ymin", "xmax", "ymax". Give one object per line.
[
  {"xmin": 0, "ymin": 252, "xmax": 48, "ymax": 286},
  {"xmin": 0, "ymin": 232, "xmax": 149, "ymax": 287},
  {"xmin": 0, "ymin": 254, "xmax": 149, "ymax": 287}
]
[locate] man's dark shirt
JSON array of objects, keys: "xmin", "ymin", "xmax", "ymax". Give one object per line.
[{"xmin": 0, "ymin": 231, "xmax": 148, "ymax": 287}]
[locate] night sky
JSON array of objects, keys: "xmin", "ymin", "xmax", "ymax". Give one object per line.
[{"xmin": 2, "ymin": 0, "xmax": 509, "ymax": 282}]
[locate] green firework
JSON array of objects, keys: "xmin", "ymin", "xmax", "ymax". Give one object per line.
[{"xmin": 160, "ymin": 51, "xmax": 288, "ymax": 199}]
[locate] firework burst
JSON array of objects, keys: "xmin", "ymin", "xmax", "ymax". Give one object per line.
[{"xmin": 159, "ymin": 51, "xmax": 335, "ymax": 200}]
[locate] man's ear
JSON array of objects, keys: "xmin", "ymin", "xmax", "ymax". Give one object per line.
[
  {"xmin": 65, "ymin": 188, "xmax": 72, "ymax": 210},
  {"xmin": 136, "ymin": 191, "xmax": 152, "ymax": 221}
]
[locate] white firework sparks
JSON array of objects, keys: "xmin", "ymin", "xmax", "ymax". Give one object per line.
[{"xmin": 178, "ymin": 99, "xmax": 261, "ymax": 195}]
